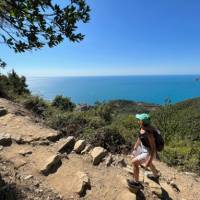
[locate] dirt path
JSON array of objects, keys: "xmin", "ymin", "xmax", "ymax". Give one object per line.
[{"xmin": 0, "ymin": 98, "xmax": 200, "ymax": 200}]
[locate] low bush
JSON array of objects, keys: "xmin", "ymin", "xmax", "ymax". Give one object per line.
[
  {"xmin": 0, "ymin": 70, "xmax": 30, "ymax": 99},
  {"xmin": 160, "ymin": 146, "xmax": 200, "ymax": 174},
  {"xmin": 22, "ymin": 95, "xmax": 49, "ymax": 117},
  {"xmin": 86, "ymin": 126, "xmax": 126, "ymax": 153},
  {"xmin": 52, "ymin": 95, "xmax": 75, "ymax": 111},
  {"xmin": 45, "ymin": 111, "xmax": 88, "ymax": 137}
]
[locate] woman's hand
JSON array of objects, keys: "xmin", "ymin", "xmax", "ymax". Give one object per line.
[{"xmin": 133, "ymin": 137, "xmax": 141, "ymax": 151}]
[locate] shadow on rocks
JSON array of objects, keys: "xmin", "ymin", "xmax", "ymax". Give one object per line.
[
  {"xmin": 161, "ymin": 188, "xmax": 173, "ymax": 200},
  {"xmin": 0, "ymin": 182, "xmax": 19, "ymax": 200},
  {"xmin": 43, "ymin": 160, "xmax": 62, "ymax": 176},
  {"xmin": 136, "ymin": 189, "xmax": 146, "ymax": 200}
]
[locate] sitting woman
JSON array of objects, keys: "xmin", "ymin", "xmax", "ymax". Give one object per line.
[{"xmin": 127, "ymin": 113, "xmax": 160, "ymax": 189}]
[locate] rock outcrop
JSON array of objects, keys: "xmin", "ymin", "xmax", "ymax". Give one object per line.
[
  {"xmin": 57, "ymin": 136, "xmax": 75, "ymax": 153},
  {"xmin": 40, "ymin": 154, "xmax": 62, "ymax": 176},
  {"xmin": 90, "ymin": 147, "xmax": 107, "ymax": 165},
  {"xmin": 0, "ymin": 107, "xmax": 7, "ymax": 117},
  {"xmin": 81, "ymin": 144, "xmax": 92, "ymax": 154},
  {"xmin": 74, "ymin": 140, "xmax": 86, "ymax": 154},
  {"xmin": 0, "ymin": 133, "xmax": 12, "ymax": 146},
  {"xmin": 74, "ymin": 171, "xmax": 91, "ymax": 196}
]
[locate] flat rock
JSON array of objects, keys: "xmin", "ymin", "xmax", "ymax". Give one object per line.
[
  {"xmin": 24, "ymin": 175, "xmax": 33, "ymax": 180},
  {"xmin": 0, "ymin": 107, "xmax": 7, "ymax": 117},
  {"xmin": 81, "ymin": 144, "xmax": 92, "ymax": 154},
  {"xmin": 0, "ymin": 133, "xmax": 12, "ymax": 146},
  {"xmin": 19, "ymin": 149, "xmax": 32, "ymax": 156},
  {"xmin": 74, "ymin": 140, "xmax": 86, "ymax": 154},
  {"xmin": 40, "ymin": 154, "xmax": 62, "ymax": 176},
  {"xmin": 90, "ymin": 147, "xmax": 107, "ymax": 165},
  {"xmin": 58, "ymin": 136, "xmax": 75, "ymax": 153},
  {"xmin": 73, "ymin": 171, "xmax": 90, "ymax": 196}
]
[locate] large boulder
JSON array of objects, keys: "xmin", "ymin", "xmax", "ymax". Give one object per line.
[
  {"xmin": 74, "ymin": 171, "xmax": 91, "ymax": 196},
  {"xmin": 40, "ymin": 154, "xmax": 62, "ymax": 176},
  {"xmin": 0, "ymin": 107, "xmax": 7, "ymax": 117},
  {"xmin": 74, "ymin": 140, "xmax": 86, "ymax": 154},
  {"xmin": 90, "ymin": 147, "xmax": 107, "ymax": 165},
  {"xmin": 0, "ymin": 133, "xmax": 12, "ymax": 146},
  {"xmin": 57, "ymin": 136, "xmax": 75, "ymax": 153}
]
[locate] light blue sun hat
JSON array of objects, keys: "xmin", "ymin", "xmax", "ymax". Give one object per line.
[{"xmin": 135, "ymin": 113, "xmax": 151, "ymax": 124}]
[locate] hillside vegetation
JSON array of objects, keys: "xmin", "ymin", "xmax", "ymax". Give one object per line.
[{"xmin": 0, "ymin": 71, "xmax": 199, "ymax": 174}]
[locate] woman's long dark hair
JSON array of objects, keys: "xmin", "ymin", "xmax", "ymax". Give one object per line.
[{"xmin": 142, "ymin": 123, "xmax": 156, "ymax": 134}]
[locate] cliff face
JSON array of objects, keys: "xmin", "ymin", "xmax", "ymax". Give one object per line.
[{"xmin": 0, "ymin": 98, "xmax": 199, "ymax": 200}]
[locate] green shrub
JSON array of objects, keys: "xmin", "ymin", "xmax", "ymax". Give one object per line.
[
  {"xmin": 0, "ymin": 70, "xmax": 30, "ymax": 99},
  {"xmin": 87, "ymin": 126, "xmax": 126, "ymax": 153},
  {"xmin": 88, "ymin": 116, "xmax": 106, "ymax": 129},
  {"xmin": 22, "ymin": 95, "xmax": 49, "ymax": 117},
  {"xmin": 109, "ymin": 115, "xmax": 138, "ymax": 147},
  {"xmin": 52, "ymin": 95, "xmax": 75, "ymax": 111},
  {"xmin": 45, "ymin": 111, "xmax": 69, "ymax": 131},
  {"xmin": 45, "ymin": 111, "xmax": 88, "ymax": 137},
  {"xmin": 95, "ymin": 103, "xmax": 112, "ymax": 122},
  {"xmin": 160, "ymin": 146, "xmax": 200, "ymax": 174}
]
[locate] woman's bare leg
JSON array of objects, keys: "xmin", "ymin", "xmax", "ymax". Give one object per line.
[
  {"xmin": 132, "ymin": 159, "xmax": 140, "ymax": 182},
  {"xmin": 149, "ymin": 163, "xmax": 159, "ymax": 176}
]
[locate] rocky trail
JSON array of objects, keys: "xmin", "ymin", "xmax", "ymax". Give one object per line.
[{"xmin": 0, "ymin": 98, "xmax": 199, "ymax": 200}]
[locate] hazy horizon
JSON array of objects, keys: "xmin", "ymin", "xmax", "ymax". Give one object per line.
[{"xmin": 25, "ymin": 74, "xmax": 200, "ymax": 78}]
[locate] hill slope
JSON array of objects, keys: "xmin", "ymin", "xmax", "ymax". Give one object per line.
[{"xmin": 0, "ymin": 98, "xmax": 199, "ymax": 200}]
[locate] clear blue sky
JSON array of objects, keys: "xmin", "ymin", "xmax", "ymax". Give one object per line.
[{"xmin": 1, "ymin": 0, "xmax": 200, "ymax": 76}]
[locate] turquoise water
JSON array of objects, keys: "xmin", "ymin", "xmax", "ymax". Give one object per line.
[{"xmin": 27, "ymin": 75, "xmax": 200, "ymax": 105}]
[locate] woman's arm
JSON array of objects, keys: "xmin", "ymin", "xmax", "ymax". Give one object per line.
[
  {"xmin": 144, "ymin": 133, "xmax": 156, "ymax": 167},
  {"xmin": 133, "ymin": 137, "xmax": 141, "ymax": 150}
]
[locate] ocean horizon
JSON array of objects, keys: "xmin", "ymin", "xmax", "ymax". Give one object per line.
[{"xmin": 27, "ymin": 75, "xmax": 200, "ymax": 105}]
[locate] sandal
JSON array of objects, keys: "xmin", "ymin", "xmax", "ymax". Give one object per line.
[
  {"xmin": 127, "ymin": 179, "xmax": 142, "ymax": 189},
  {"xmin": 147, "ymin": 173, "xmax": 160, "ymax": 181}
]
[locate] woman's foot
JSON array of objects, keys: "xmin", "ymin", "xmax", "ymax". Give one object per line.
[
  {"xmin": 147, "ymin": 173, "xmax": 160, "ymax": 181},
  {"xmin": 127, "ymin": 179, "xmax": 142, "ymax": 189}
]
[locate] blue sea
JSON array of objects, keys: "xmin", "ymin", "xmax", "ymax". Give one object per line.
[{"xmin": 27, "ymin": 75, "xmax": 200, "ymax": 105}]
